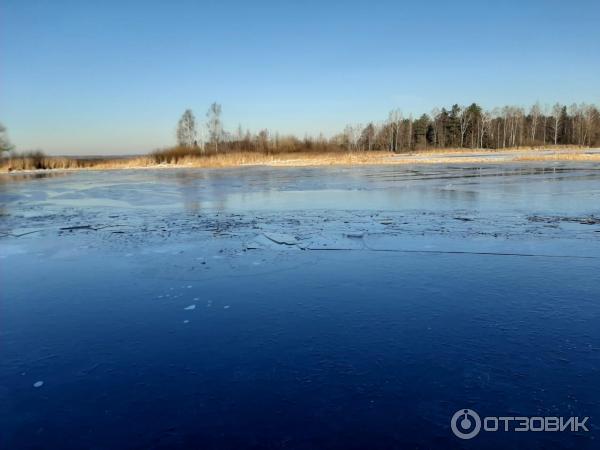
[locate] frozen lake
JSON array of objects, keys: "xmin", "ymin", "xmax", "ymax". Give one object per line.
[{"xmin": 1, "ymin": 163, "xmax": 600, "ymax": 448}]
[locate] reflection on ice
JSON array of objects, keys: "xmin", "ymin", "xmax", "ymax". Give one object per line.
[{"xmin": 2, "ymin": 163, "xmax": 600, "ymax": 214}]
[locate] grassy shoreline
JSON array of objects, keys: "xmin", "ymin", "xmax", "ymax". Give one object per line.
[{"xmin": 2, "ymin": 147, "xmax": 599, "ymax": 173}]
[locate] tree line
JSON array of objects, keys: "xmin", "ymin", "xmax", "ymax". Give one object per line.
[
  {"xmin": 2, "ymin": 101, "xmax": 599, "ymax": 159},
  {"xmin": 177, "ymin": 102, "xmax": 600, "ymax": 154}
]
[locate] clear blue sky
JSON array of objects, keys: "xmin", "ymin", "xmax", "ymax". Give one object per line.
[{"xmin": 2, "ymin": 0, "xmax": 599, "ymax": 155}]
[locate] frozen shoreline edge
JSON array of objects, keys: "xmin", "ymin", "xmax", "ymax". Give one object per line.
[{"xmin": 3, "ymin": 148, "xmax": 600, "ymax": 175}]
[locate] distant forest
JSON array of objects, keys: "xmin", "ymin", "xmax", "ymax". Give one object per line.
[
  {"xmin": 2, "ymin": 102, "xmax": 599, "ymax": 160},
  {"xmin": 178, "ymin": 102, "xmax": 600, "ymax": 154}
]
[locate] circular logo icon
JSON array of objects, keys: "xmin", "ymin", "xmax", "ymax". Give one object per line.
[{"xmin": 451, "ymin": 409, "xmax": 481, "ymax": 439}]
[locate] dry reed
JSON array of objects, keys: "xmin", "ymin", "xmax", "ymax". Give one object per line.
[{"xmin": 2, "ymin": 147, "xmax": 599, "ymax": 173}]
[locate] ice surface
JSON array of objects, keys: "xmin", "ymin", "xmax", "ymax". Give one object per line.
[
  {"xmin": 262, "ymin": 232, "xmax": 298, "ymax": 245},
  {"xmin": 304, "ymin": 234, "xmax": 365, "ymax": 250},
  {"xmin": 1, "ymin": 164, "xmax": 600, "ymax": 449},
  {"xmin": 0, "ymin": 243, "xmax": 26, "ymax": 257}
]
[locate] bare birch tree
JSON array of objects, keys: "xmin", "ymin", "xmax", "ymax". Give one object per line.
[
  {"xmin": 552, "ymin": 103, "xmax": 562, "ymax": 145},
  {"xmin": 206, "ymin": 102, "xmax": 223, "ymax": 153},
  {"xmin": 430, "ymin": 108, "xmax": 440, "ymax": 147},
  {"xmin": 176, "ymin": 110, "xmax": 198, "ymax": 148},
  {"xmin": 0, "ymin": 123, "xmax": 13, "ymax": 153},
  {"xmin": 480, "ymin": 111, "xmax": 491, "ymax": 148},
  {"xmin": 459, "ymin": 106, "xmax": 470, "ymax": 148},
  {"xmin": 388, "ymin": 109, "xmax": 402, "ymax": 152},
  {"xmin": 582, "ymin": 104, "xmax": 597, "ymax": 146},
  {"xmin": 530, "ymin": 102, "xmax": 541, "ymax": 144}
]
